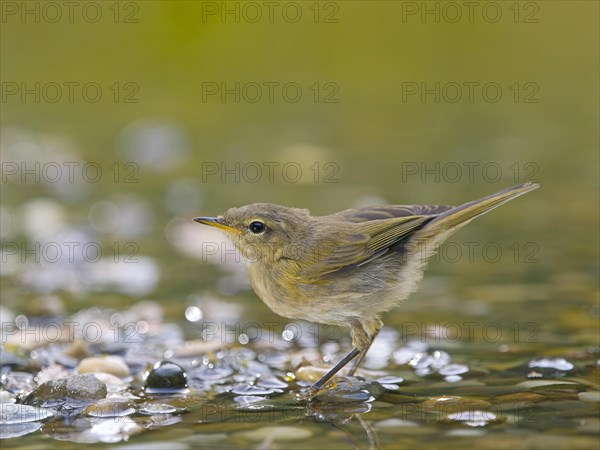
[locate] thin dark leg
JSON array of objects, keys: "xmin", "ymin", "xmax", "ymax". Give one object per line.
[
  {"xmin": 347, "ymin": 329, "xmax": 380, "ymax": 376},
  {"xmin": 310, "ymin": 347, "xmax": 361, "ymax": 392}
]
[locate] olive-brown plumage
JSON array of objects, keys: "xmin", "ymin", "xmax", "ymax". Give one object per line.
[{"xmin": 194, "ymin": 183, "xmax": 539, "ymax": 391}]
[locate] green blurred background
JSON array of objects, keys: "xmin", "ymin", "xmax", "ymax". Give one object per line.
[{"xmin": 1, "ymin": 0, "xmax": 598, "ymax": 322}]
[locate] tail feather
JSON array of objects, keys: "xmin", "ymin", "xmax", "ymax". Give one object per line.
[{"xmin": 412, "ymin": 182, "xmax": 539, "ymax": 247}]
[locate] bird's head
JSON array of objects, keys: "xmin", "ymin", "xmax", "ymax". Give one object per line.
[{"xmin": 194, "ymin": 203, "xmax": 314, "ymax": 263}]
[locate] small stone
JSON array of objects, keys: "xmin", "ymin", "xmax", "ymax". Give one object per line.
[
  {"xmin": 173, "ymin": 340, "xmax": 225, "ymax": 357},
  {"xmin": 0, "ymin": 422, "xmax": 43, "ymax": 439},
  {"xmin": 430, "ymin": 350, "xmax": 452, "ymax": 369},
  {"xmin": 439, "ymin": 364, "xmax": 469, "ymax": 376},
  {"xmin": 92, "ymin": 372, "xmax": 128, "ymax": 393},
  {"xmin": 234, "ymin": 395, "xmax": 267, "ymax": 405},
  {"xmin": 24, "ymin": 374, "xmax": 107, "ymax": 408},
  {"xmin": 0, "ymin": 403, "xmax": 54, "ymax": 424},
  {"xmin": 257, "ymin": 377, "xmax": 289, "ymax": 389},
  {"xmin": 1, "ymin": 371, "xmax": 35, "ymax": 396},
  {"xmin": 528, "ymin": 357, "xmax": 574, "ymax": 371},
  {"xmin": 421, "ymin": 396, "xmax": 491, "ymax": 412},
  {"xmin": 139, "ymin": 403, "xmax": 178, "ymax": 415},
  {"xmin": 191, "ymin": 365, "xmax": 234, "ymax": 381},
  {"xmin": 493, "ymin": 392, "xmax": 545, "ymax": 404},
  {"xmin": 375, "ymin": 418, "xmax": 419, "ymax": 428},
  {"xmin": 448, "ymin": 410, "xmax": 497, "ymax": 427},
  {"xmin": 444, "ymin": 375, "xmax": 463, "ymax": 383},
  {"xmin": 376, "ymin": 376, "xmax": 404, "ymax": 385},
  {"xmin": 27, "ymin": 295, "xmax": 66, "ymax": 317},
  {"xmin": 35, "ymin": 364, "xmax": 70, "ymax": 385},
  {"xmin": 81, "ymin": 417, "xmax": 142, "ymax": 443},
  {"xmin": 145, "ymin": 361, "xmax": 187, "ymax": 393},
  {"xmin": 578, "ymin": 391, "xmax": 600, "ymax": 402},
  {"xmin": 0, "ymin": 348, "xmax": 29, "ymax": 371},
  {"xmin": 63, "ymin": 339, "xmax": 92, "ymax": 359},
  {"xmin": 236, "ymin": 426, "xmax": 312, "ymax": 442},
  {"xmin": 231, "ymin": 384, "xmax": 276, "ymax": 396},
  {"xmin": 393, "ymin": 347, "xmax": 419, "ymax": 365},
  {"xmin": 409, "ymin": 352, "xmax": 434, "ymax": 370},
  {"xmin": 295, "ymin": 366, "xmax": 329, "ymax": 383},
  {"xmin": 85, "ymin": 398, "xmax": 136, "ymax": 418},
  {"xmin": 0, "ymin": 389, "xmax": 15, "ymax": 404},
  {"xmin": 78, "ymin": 356, "xmax": 131, "ymax": 378}
]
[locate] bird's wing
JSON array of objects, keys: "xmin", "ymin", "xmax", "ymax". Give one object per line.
[
  {"xmin": 299, "ymin": 214, "xmax": 435, "ymax": 282},
  {"xmin": 329, "ymin": 204, "xmax": 454, "ymax": 222}
]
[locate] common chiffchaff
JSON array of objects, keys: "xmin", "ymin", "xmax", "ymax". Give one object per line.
[{"xmin": 195, "ymin": 182, "xmax": 539, "ymax": 392}]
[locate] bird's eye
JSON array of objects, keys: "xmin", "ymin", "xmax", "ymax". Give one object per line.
[{"xmin": 248, "ymin": 221, "xmax": 266, "ymax": 234}]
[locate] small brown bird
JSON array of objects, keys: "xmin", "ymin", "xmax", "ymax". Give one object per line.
[{"xmin": 194, "ymin": 183, "xmax": 539, "ymax": 392}]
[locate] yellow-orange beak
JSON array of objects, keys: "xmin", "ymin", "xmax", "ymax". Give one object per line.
[{"xmin": 193, "ymin": 216, "xmax": 238, "ymax": 234}]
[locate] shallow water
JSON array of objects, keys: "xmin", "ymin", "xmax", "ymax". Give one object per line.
[
  {"xmin": 1, "ymin": 271, "xmax": 598, "ymax": 449},
  {"xmin": 1, "ymin": 1, "xmax": 599, "ymax": 448}
]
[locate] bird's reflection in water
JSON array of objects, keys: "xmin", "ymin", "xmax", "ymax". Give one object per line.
[
  {"xmin": 307, "ymin": 403, "xmax": 380, "ymax": 450},
  {"xmin": 306, "ymin": 377, "xmax": 383, "ymax": 450}
]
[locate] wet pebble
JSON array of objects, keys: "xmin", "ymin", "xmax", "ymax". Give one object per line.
[
  {"xmin": 26, "ymin": 295, "xmax": 66, "ymax": 317},
  {"xmin": 0, "ymin": 389, "xmax": 16, "ymax": 403},
  {"xmin": 63, "ymin": 339, "xmax": 92, "ymax": 359},
  {"xmin": 295, "ymin": 366, "xmax": 329, "ymax": 383},
  {"xmin": 493, "ymin": 392, "xmax": 545, "ymax": 404},
  {"xmin": 439, "ymin": 364, "xmax": 469, "ymax": 376},
  {"xmin": 235, "ymin": 425, "xmax": 313, "ymax": 442},
  {"xmin": 0, "ymin": 348, "xmax": 29, "ymax": 372},
  {"xmin": 256, "ymin": 377, "xmax": 288, "ymax": 389},
  {"xmin": 78, "ymin": 355, "xmax": 131, "ymax": 378},
  {"xmin": 393, "ymin": 347, "xmax": 419, "ymax": 365},
  {"xmin": 93, "ymin": 372, "xmax": 128, "ymax": 393},
  {"xmin": 82, "ymin": 417, "xmax": 142, "ymax": 443},
  {"xmin": 444, "ymin": 375, "xmax": 463, "ymax": 383},
  {"xmin": 0, "ymin": 403, "xmax": 54, "ymax": 424},
  {"xmin": 1, "ymin": 371, "xmax": 35, "ymax": 396},
  {"xmin": 0, "ymin": 422, "xmax": 43, "ymax": 439},
  {"xmin": 140, "ymin": 403, "xmax": 178, "ymax": 415},
  {"xmin": 24, "ymin": 374, "xmax": 107, "ymax": 408},
  {"xmin": 376, "ymin": 375, "xmax": 405, "ymax": 391},
  {"xmin": 230, "ymin": 384, "xmax": 276, "ymax": 396},
  {"xmin": 145, "ymin": 361, "xmax": 188, "ymax": 393},
  {"xmin": 376, "ymin": 375, "xmax": 405, "ymax": 384},
  {"xmin": 173, "ymin": 340, "xmax": 225, "ymax": 357},
  {"xmin": 578, "ymin": 391, "xmax": 600, "ymax": 402},
  {"xmin": 145, "ymin": 414, "xmax": 183, "ymax": 429},
  {"xmin": 421, "ymin": 396, "xmax": 491, "ymax": 412},
  {"xmin": 409, "ymin": 352, "xmax": 434, "ymax": 370},
  {"xmin": 35, "ymin": 364, "xmax": 70, "ymax": 385},
  {"xmin": 234, "ymin": 395, "xmax": 267, "ymax": 405},
  {"xmin": 529, "ymin": 357, "xmax": 574, "ymax": 371},
  {"xmin": 516, "ymin": 379, "xmax": 578, "ymax": 388},
  {"xmin": 375, "ymin": 418, "xmax": 419, "ymax": 428},
  {"xmin": 85, "ymin": 398, "xmax": 137, "ymax": 418},
  {"xmin": 431, "ymin": 350, "xmax": 452, "ymax": 369},
  {"xmin": 490, "ymin": 392, "xmax": 546, "ymax": 412},
  {"xmin": 447, "ymin": 410, "xmax": 498, "ymax": 427},
  {"xmin": 191, "ymin": 365, "xmax": 233, "ymax": 381}
]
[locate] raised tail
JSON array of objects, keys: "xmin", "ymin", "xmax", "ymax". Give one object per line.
[{"xmin": 411, "ymin": 182, "xmax": 540, "ymax": 247}]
